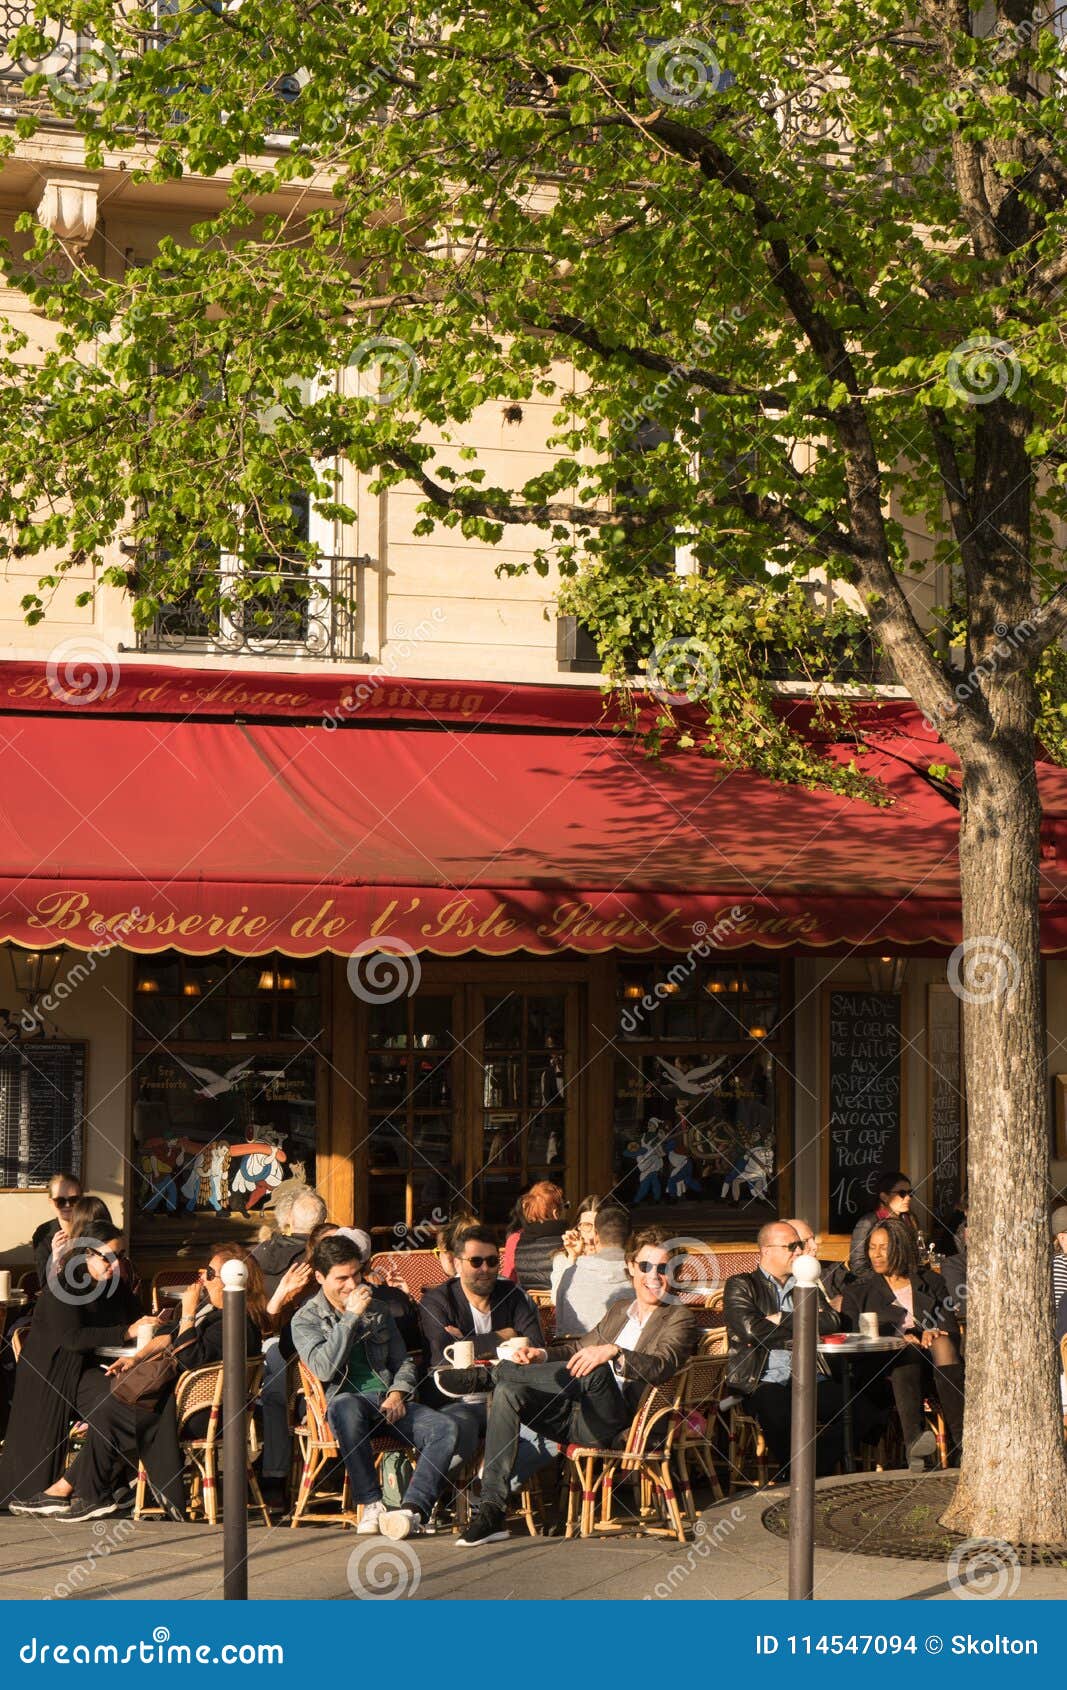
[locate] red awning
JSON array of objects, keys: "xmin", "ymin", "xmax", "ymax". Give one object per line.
[{"xmin": 0, "ymin": 660, "xmax": 1064, "ymax": 956}]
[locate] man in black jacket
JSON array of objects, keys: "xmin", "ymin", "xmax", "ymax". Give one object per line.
[
  {"xmin": 252, "ymin": 1189, "xmax": 327, "ymax": 1297},
  {"xmin": 418, "ymin": 1222, "xmax": 545, "ymax": 1475},
  {"xmin": 724, "ymin": 1220, "xmax": 844, "ymax": 1479}
]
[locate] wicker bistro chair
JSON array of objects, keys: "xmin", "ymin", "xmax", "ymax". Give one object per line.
[
  {"xmin": 368, "ymin": 1251, "xmax": 447, "ymax": 1301},
  {"xmin": 672, "ymin": 1353, "xmax": 729, "ymax": 1519},
  {"xmin": 151, "ymin": 1268, "xmax": 198, "ymax": 1314},
  {"xmin": 563, "ymin": 1359, "xmax": 720, "ymax": 1544},
  {"xmin": 723, "ymin": 1396, "xmax": 771, "ymax": 1493},
  {"xmin": 289, "ymin": 1360, "xmax": 415, "ymax": 1529},
  {"xmin": 135, "ymin": 1358, "xmax": 271, "ymax": 1527},
  {"xmin": 525, "ymin": 1289, "xmax": 557, "ymax": 1343}
]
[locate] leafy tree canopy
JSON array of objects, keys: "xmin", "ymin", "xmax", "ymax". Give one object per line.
[{"xmin": 1, "ymin": 0, "xmax": 1066, "ymax": 785}]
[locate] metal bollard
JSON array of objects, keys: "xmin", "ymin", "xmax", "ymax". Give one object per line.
[
  {"xmin": 220, "ymin": 1257, "xmax": 248, "ymax": 1601},
  {"xmin": 788, "ymin": 1252, "xmax": 821, "ymax": 1601}
]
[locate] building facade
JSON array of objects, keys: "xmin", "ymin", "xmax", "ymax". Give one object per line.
[{"xmin": 0, "ymin": 16, "xmax": 1066, "ymax": 1276}]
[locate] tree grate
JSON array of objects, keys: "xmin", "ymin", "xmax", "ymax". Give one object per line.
[{"xmin": 761, "ymin": 1475, "xmax": 1067, "ymax": 1566}]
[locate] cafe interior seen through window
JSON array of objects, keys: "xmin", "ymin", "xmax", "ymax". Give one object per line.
[
  {"xmin": 131, "ymin": 953, "xmax": 323, "ymax": 1218},
  {"xmin": 614, "ymin": 959, "xmax": 785, "ymax": 1219}
]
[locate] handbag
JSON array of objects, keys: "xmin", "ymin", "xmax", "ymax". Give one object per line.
[{"xmin": 109, "ymin": 1346, "xmax": 180, "ymax": 1410}]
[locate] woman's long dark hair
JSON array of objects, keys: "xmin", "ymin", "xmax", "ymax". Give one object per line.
[
  {"xmin": 68, "ymin": 1196, "xmax": 116, "ymax": 1245},
  {"xmin": 870, "ymin": 1214, "xmax": 920, "ymax": 1278},
  {"xmin": 210, "ymin": 1244, "xmax": 270, "ymax": 1334}
]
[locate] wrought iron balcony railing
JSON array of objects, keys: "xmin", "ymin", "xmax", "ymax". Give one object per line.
[{"xmin": 134, "ymin": 555, "xmax": 370, "ymax": 662}]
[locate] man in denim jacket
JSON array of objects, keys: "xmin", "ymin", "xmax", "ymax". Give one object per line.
[{"xmin": 293, "ymin": 1234, "xmax": 458, "ymax": 1540}]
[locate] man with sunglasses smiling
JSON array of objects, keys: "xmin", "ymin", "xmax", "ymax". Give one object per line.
[
  {"xmin": 419, "ymin": 1223, "xmax": 544, "ymax": 1467},
  {"xmin": 451, "ymin": 1226, "xmax": 697, "ymax": 1547},
  {"xmin": 724, "ymin": 1221, "xmax": 845, "ymax": 1480}
]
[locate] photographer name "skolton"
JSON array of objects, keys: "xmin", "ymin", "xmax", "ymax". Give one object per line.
[{"xmin": 951, "ymin": 1636, "xmax": 1037, "ymax": 1655}]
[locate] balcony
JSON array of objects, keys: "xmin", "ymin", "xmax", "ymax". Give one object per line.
[
  {"xmin": 0, "ymin": 10, "xmax": 126, "ymax": 120},
  {"xmin": 133, "ymin": 555, "xmax": 370, "ymax": 662}
]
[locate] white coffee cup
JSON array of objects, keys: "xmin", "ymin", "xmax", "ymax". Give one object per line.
[
  {"xmin": 443, "ymin": 1339, "xmax": 475, "ymax": 1368},
  {"xmin": 858, "ymin": 1312, "xmax": 880, "ymax": 1340},
  {"xmin": 496, "ymin": 1336, "xmax": 528, "ymax": 1362},
  {"xmin": 0, "ymin": 1270, "xmax": 10, "ymax": 1301}
]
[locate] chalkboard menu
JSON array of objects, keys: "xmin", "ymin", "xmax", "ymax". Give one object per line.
[
  {"xmin": 0, "ymin": 1041, "xmax": 86, "ymax": 1190},
  {"xmin": 825, "ymin": 990, "xmax": 902, "ymax": 1233},
  {"xmin": 927, "ymin": 984, "xmax": 964, "ymax": 1226}
]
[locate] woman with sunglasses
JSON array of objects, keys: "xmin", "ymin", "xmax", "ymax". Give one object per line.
[
  {"xmin": 31, "ymin": 1171, "xmax": 83, "ymax": 1286},
  {"xmin": 2, "ymin": 1215, "xmax": 145, "ymax": 1512},
  {"xmin": 18, "ymin": 1245, "xmax": 269, "ymax": 1523},
  {"xmin": 848, "ymin": 1169, "xmax": 920, "ymax": 1275},
  {"xmin": 842, "ymin": 1215, "xmax": 965, "ymax": 1469}
]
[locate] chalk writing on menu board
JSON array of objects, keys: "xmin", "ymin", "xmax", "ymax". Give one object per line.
[
  {"xmin": 827, "ymin": 991, "xmax": 902, "ymax": 1233},
  {"xmin": 927, "ymin": 986, "xmax": 964, "ymax": 1225},
  {"xmin": 0, "ymin": 1042, "xmax": 85, "ymax": 1189}
]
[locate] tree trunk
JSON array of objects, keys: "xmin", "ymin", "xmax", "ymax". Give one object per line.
[{"xmin": 940, "ymin": 731, "xmax": 1067, "ymax": 1543}]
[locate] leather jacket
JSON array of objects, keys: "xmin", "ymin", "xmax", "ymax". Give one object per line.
[{"xmin": 724, "ymin": 1269, "xmax": 842, "ymax": 1395}]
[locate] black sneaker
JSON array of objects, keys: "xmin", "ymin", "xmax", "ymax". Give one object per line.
[
  {"xmin": 57, "ymin": 1497, "xmax": 121, "ymax": 1523},
  {"xmin": 434, "ymin": 1366, "xmax": 493, "ymax": 1399},
  {"xmin": 456, "ymin": 1508, "xmax": 509, "ymax": 1547},
  {"xmin": 9, "ymin": 1492, "xmax": 72, "ymax": 1517}
]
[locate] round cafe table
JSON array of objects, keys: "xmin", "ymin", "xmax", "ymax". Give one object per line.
[{"xmin": 817, "ymin": 1335, "xmax": 905, "ymax": 1473}]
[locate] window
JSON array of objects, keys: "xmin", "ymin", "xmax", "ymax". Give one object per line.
[
  {"xmin": 367, "ymin": 994, "xmax": 459, "ymax": 1237},
  {"xmin": 130, "ymin": 952, "xmax": 324, "ymax": 1218},
  {"xmin": 613, "ymin": 959, "xmax": 787, "ymax": 1216}
]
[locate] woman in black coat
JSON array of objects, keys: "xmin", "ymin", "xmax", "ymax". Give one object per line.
[
  {"xmin": 0, "ymin": 1225, "xmax": 144, "ymax": 1508},
  {"xmin": 17, "ymin": 1245, "xmax": 267, "ymax": 1522},
  {"xmin": 841, "ymin": 1214, "xmax": 964, "ymax": 1467}
]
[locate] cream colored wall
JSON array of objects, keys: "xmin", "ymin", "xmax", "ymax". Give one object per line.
[
  {"xmin": 0, "ymin": 192, "xmax": 595, "ymax": 688},
  {"xmin": 0, "ymin": 949, "xmax": 132, "ymax": 1266}
]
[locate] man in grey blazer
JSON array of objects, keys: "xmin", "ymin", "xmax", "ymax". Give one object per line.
[{"xmin": 447, "ymin": 1226, "xmax": 697, "ymax": 1547}]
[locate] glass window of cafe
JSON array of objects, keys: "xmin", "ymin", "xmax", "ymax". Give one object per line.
[
  {"xmin": 130, "ymin": 954, "xmax": 325, "ymax": 1218},
  {"xmin": 613, "ymin": 959, "xmax": 789, "ymax": 1222}
]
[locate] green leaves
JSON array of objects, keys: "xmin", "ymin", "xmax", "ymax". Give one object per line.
[{"xmin": 0, "ymin": 0, "xmax": 1059, "ymax": 780}]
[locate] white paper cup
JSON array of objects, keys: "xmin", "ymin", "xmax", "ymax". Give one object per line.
[{"xmin": 859, "ymin": 1312, "xmax": 880, "ymax": 1340}]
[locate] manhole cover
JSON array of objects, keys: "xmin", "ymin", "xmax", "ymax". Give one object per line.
[{"xmin": 762, "ymin": 1476, "xmax": 1067, "ymax": 1566}]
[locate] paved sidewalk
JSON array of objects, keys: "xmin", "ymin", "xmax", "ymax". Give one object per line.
[{"xmin": 1, "ymin": 1477, "xmax": 1064, "ymax": 1601}]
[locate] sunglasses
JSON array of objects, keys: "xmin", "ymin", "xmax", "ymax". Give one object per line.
[
  {"xmin": 462, "ymin": 1254, "xmax": 499, "ymax": 1269},
  {"xmin": 766, "ymin": 1239, "xmax": 804, "ymax": 1252},
  {"xmin": 53, "ymin": 1196, "xmax": 77, "ymax": 1209},
  {"xmin": 203, "ymin": 1266, "xmax": 222, "ymax": 1282},
  {"xmin": 86, "ymin": 1248, "xmax": 125, "ymax": 1265},
  {"xmin": 890, "ymin": 1189, "xmax": 912, "ymax": 1198},
  {"xmin": 635, "ymin": 1260, "xmax": 670, "ymax": 1276}
]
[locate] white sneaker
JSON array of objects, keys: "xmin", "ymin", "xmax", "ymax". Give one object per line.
[
  {"xmin": 356, "ymin": 1500, "xmax": 386, "ymax": 1535},
  {"xmin": 379, "ymin": 1507, "xmax": 422, "ymax": 1541}
]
